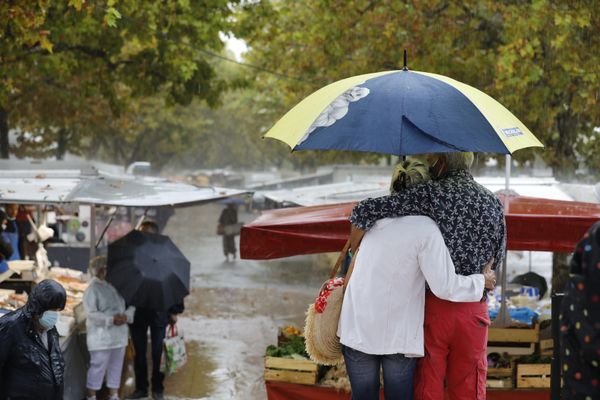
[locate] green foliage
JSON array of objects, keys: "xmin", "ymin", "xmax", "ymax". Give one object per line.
[{"xmin": 1, "ymin": 0, "xmax": 238, "ymax": 159}]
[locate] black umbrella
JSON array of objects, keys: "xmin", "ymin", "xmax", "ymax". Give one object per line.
[{"xmin": 107, "ymin": 230, "xmax": 190, "ymax": 311}]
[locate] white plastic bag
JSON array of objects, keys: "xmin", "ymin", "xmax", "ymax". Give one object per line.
[{"xmin": 160, "ymin": 323, "xmax": 187, "ymax": 375}]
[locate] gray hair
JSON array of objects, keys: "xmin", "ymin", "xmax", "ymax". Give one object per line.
[
  {"xmin": 442, "ymin": 152, "xmax": 474, "ymax": 171},
  {"xmin": 390, "ymin": 160, "xmax": 430, "ymax": 193},
  {"xmin": 88, "ymin": 255, "xmax": 107, "ymax": 277}
]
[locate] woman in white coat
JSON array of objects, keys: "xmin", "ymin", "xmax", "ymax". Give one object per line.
[{"xmin": 83, "ymin": 256, "xmax": 135, "ymax": 400}]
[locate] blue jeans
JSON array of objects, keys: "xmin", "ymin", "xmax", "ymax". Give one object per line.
[{"xmin": 342, "ymin": 345, "xmax": 416, "ymax": 400}]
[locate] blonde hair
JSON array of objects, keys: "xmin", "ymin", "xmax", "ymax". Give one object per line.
[
  {"xmin": 390, "ymin": 160, "xmax": 430, "ymax": 193},
  {"xmin": 442, "ymin": 152, "xmax": 474, "ymax": 171},
  {"xmin": 88, "ymin": 255, "xmax": 107, "ymax": 277}
]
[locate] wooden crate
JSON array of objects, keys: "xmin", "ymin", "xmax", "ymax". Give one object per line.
[
  {"xmin": 487, "ymin": 378, "xmax": 512, "ymax": 388},
  {"xmin": 488, "ymin": 324, "xmax": 539, "ymax": 343},
  {"xmin": 487, "ymin": 367, "xmax": 513, "ymax": 389},
  {"xmin": 539, "ymin": 338, "xmax": 553, "ymax": 356},
  {"xmin": 264, "ymin": 356, "xmax": 319, "ymax": 385},
  {"xmin": 488, "ymin": 324, "xmax": 539, "ymax": 356},
  {"xmin": 487, "ymin": 367, "xmax": 513, "ymax": 378},
  {"xmin": 487, "ymin": 343, "xmax": 535, "ymax": 356},
  {"xmin": 516, "ymin": 364, "xmax": 551, "ymax": 388}
]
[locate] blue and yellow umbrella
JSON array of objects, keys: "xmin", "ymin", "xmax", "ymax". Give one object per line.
[{"xmin": 264, "ymin": 69, "xmax": 543, "ymax": 155}]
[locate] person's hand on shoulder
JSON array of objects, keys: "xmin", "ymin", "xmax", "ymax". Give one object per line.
[{"xmin": 483, "ymin": 259, "xmax": 496, "ymax": 290}]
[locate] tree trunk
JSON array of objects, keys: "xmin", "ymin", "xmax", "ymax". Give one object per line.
[
  {"xmin": 551, "ymin": 252, "xmax": 570, "ymax": 294},
  {"xmin": 56, "ymin": 128, "xmax": 68, "ymax": 160},
  {"xmin": 552, "ymin": 111, "xmax": 578, "ymax": 181},
  {"xmin": 0, "ymin": 106, "xmax": 9, "ymax": 159}
]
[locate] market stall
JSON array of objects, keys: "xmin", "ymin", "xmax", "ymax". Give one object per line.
[
  {"xmin": 0, "ymin": 163, "xmax": 249, "ymax": 400},
  {"xmin": 240, "ymin": 194, "xmax": 600, "ymax": 400},
  {"xmin": 240, "ymin": 195, "xmax": 600, "ymax": 259}
]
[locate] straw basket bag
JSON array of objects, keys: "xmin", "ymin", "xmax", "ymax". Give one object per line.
[{"xmin": 304, "ymin": 240, "xmax": 356, "ymax": 365}]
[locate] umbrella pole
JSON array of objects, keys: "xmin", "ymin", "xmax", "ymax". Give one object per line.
[{"xmin": 492, "ymin": 154, "xmax": 512, "ymax": 328}]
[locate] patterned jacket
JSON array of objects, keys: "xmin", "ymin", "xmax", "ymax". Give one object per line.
[{"xmin": 350, "ymin": 169, "xmax": 506, "ymax": 276}]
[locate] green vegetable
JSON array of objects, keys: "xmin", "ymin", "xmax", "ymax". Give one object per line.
[{"xmin": 265, "ymin": 335, "xmax": 309, "ymax": 358}]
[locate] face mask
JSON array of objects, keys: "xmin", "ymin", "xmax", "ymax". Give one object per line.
[{"xmin": 39, "ymin": 310, "xmax": 60, "ymax": 329}]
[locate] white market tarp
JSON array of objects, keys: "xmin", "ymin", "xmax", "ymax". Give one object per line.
[
  {"xmin": 262, "ymin": 176, "xmax": 575, "ymax": 207},
  {"xmin": 0, "ymin": 169, "xmax": 248, "ymax": 207}
]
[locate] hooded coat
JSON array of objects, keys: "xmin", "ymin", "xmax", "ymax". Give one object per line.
[{"xmin": 0, "ymin": 280, "xmax": 67, "ymax": 400}]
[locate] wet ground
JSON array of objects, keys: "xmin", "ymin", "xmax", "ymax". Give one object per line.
[{"xmin": 157, "ymin": 203, "xmax": 332, "ymax": 399}]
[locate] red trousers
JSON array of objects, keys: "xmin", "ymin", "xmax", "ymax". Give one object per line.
[{"xmin": 414, "ymin": 291, "xmax": 490, "ymax": 400}]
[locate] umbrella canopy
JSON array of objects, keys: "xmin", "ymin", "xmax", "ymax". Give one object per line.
[
  {"xmin": 107, "ymin": 230, "xmax": 190, "ymax": 311},
  {"xmin": 264, "ymin": 70, "xmax": 543, "ymax": 156},
  {"xmin": 240, "ymin": 196, "xmax": 600, "ymax": 260}
]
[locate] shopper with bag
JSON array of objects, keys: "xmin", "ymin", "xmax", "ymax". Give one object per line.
[
  {"xmin": 126, "ymin": 220, "xmax": 185, "ymax": 400},
  {"xmin": 83, "ymin": 256, "xmax": 135, "ymax": 400},
  {"xmin": 338, "ymin": 160, "xmax": 496, "ymax": 400}
]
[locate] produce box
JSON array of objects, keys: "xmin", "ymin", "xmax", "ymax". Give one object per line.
[
  {"xmin": 488, "ymin": 324, "xmax": 539, "ymax": 343},
  {"xmin": 264, "ymin": 356, "xmax": 319, "ymax": 385},
  {"xmin": 539, "ymin": 338, "xmax": 553, "ymax": 356},
  {"xmin": 487, "ymin": 324, "xmax": 539, "ymax": 355},
  {"xmin": 516, "ymin": 363, "xmax": 551, "ymax": 388},
  {"xmin": 487, "ymin": 367, "xmax": 513, "ymax": 389}
]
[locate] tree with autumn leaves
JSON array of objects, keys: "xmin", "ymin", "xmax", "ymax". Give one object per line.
[
  {"xmin": 235, "ymin": 0, "xmax": 600, "ymax": 178},
  {"xmin": 1, "ymin": 0, "xmax": 598, "ymax": 178},
  {"xmin": 0, "ymin": 0, "xmax": 234, "ymax": 160}
]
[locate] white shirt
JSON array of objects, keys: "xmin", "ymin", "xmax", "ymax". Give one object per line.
[
  {"xmin": 338, "ymin": 216, "xmax": 484, "ymax": 357},
  {"xmin": 83, "ymin": 278, "xmax": 135, "ymax": 351}
]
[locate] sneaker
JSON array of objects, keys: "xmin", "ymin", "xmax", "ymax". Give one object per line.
[
  {"xmin": 152, "ymin": 392, "xmax": 164, "ymax": 400},
  {"xmin": 125, "ymin": 390, "xmax": 148, "ymax": 399}
]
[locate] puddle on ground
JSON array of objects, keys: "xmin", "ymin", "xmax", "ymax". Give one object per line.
[{"xmin": 164, "ymin": 341, "xmax": 217, "ymax": 398}]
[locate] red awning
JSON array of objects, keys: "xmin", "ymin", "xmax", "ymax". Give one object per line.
[{"xmin": 240, "ymin": 195, "xmax": 600, "ymax": 260}]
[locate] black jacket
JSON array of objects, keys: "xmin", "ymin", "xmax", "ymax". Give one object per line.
[{"xmin": 0, "ymin": 280, "xmax": 66, "ymax": 400}]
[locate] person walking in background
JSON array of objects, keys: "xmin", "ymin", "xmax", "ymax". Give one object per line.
[
  {"xmin": 560, "ymin": 221, "xmax": 600, "ymax": 400},
  {"xmin": 0, "ymin": 210, "xmax": 14, "ymax": 273},
  {"xmin": 218, "ymin": 203, "xmax": 238, "ymax": 262},
  {"xmin": 83, "ymin": 256, "xmax": 135, "ymax": 400},
  {"xmin": 338, "ymin": 160, "xmax": 496, "ymax": 400},
  {"xmin": 1, "ymin": 204, "xmax": 21, "ymax": 261},
  {"xmin": 127, "ymin": 220, "xmax": 185, "ymax": 400},
  {"xmin": 0, "ymin": 279, "xmax": 67, "ymax": 400},
  {"xmin": 350, "ymin": 152, "xmax": 506, "ymax": 400}
]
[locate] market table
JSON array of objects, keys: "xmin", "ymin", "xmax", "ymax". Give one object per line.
[{"xmin": 266, "ymin": 381, "xmax": 551, "ymax": 400}]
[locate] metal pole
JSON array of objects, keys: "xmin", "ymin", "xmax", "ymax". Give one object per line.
[
  {"xmin": 134, "ymin": 208, "xmax": 149, "ymax": 230},
  {"xmin": 492, "ymin": 154, "xmax": 512, "ymax": 328},
  {"xmin": 95, "ymin": 215, "xmax": 114, "ymax": 248},
  {"xmin": 89, "ymin": 204, "xmax": 96, "ymax": 260},
  {"xmin": 505, "ymin": 154, "xmax": 511, "ymax": 190},
  {"xmin": 551, "ymin": 293, "xmax": 563, "ymax": 400}
]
